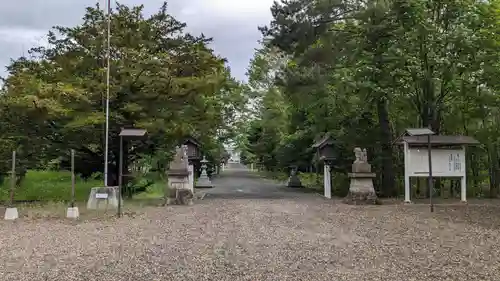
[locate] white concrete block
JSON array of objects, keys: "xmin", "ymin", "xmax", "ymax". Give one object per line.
[
  {"xmin": 66, "ymin": 207, "xmax": 80, "ymax": 219},
  {"xmin": 4, "ymin": 207, "xmax": 19, "ymax": 220},
  {"xmin": 87, "ymin": 186, "xmax": 121, "ymax": 210}
]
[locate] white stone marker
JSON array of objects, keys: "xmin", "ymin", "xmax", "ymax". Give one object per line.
[{"xmin": 324, "ymin": 164, "xmax": 332, "ymax": 198}]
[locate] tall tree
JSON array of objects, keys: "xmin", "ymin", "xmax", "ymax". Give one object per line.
[{"xmin": 0, "ymin": 2, "xmax": 244, "ymax": 184}]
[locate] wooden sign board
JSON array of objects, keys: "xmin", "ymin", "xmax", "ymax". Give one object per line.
[
  {"xmin": 95, "ymin": 193, "xmax": 109, "ymax": 199},
  {"xmin": 407, "ymin": 148, "xmax": 465, "ymax": 177}
]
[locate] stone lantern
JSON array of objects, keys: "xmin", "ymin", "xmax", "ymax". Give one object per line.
[
  {"xmin": 196, "ymin": 156, "xmax": 213, "ymax": 188},
  {"xmin": 286, "ymin": 165, "xmax": 303, "ymax": 188}
]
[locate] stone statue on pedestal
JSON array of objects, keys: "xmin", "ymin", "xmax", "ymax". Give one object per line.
[
  {"xmin": 343, "ymin": 147, "xmax": 378, "ymax": 205},
  {"xmin": 165, "ymin": 145, "xmax": 194, "ymax": 205}
]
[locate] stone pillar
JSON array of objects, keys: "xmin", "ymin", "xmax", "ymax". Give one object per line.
[
  {"xmin": 324, "ymin": 164, "xmax": 331, "ymax": 198},
  {"xmin": 188, "ymin": 165, "xmax": 194, "ymax": 191}
]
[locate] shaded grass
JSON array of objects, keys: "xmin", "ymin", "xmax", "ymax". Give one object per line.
[
  {"xmin": 0, "ymin": 170, "xmax": 101, "ymax": 203},
  {"xmin": 133, "ymin": 182, "xmax": 164, "ymax": 200},
  {"xmin": 255, "ymin": 170, "xmax": 350, "ymax": 195}
]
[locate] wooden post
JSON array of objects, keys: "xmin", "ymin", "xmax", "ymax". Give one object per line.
[
  {"xmin": 461, "ymin": 145, "xmax": 467, "ymax": 202},
  {"xmin": 428, "ymin": 133, "xmax": 434, "ymax": 212},
  {"xmin": 118, "ymin": 136, "xmax": 123, "ymax": 218},
  {"xmin": 71, "ymin": 149, "xmax": 75, "ymax": 208},
  {"xmin": 404, "ymin": 142, "xmax": 411, "ymax": 203},
  {"xmin": 9, "ymin": 151, "xmax": 16, "ymax": 207}
]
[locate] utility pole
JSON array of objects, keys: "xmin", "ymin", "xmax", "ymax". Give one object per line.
[{"xmin": 104, "ymin": 0, "xmax": 111, "ymax": 186}]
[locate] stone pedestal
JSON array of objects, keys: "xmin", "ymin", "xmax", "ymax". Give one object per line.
[
  {"xmin": 343, "ymin": 173, "xmax": 378, "ymax": 204},
  {"xmin": 4, "ymin": 207, "xmax": 18, "ymax": 220},
  {"xmin": 87, "ymin": 186, "xmax": 121, "ymax": 210}
]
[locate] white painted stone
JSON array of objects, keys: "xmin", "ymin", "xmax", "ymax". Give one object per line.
[
  {"xmin": 66, "ymin": 207, "xmax": 80, "ymax": 219},
  {"xmin": 4, "ymin": 207, "xmax": 18, "ymax": 220},
  {"xmin": 324, "ymin": 164, "xmax": 331, "ymax": 198},
  {"xmin": 188, "ymin": 165, "xmax": 195, "ymax": 192},
  {"xmin": 87, "ymin": 186, "xmax": 121, "ymax": 210}
]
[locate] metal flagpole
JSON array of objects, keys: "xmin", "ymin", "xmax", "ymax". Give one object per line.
[{"xmin": 104, "ymin": 0, "xmax": 111, "ymax": 186}]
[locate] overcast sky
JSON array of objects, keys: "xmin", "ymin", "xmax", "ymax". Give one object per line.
[{"xmin": 0, "ymin": 0, "xmax": 275, "ymax": 82}]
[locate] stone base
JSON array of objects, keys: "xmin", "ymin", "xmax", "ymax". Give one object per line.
[
  {"xmin": 352, "ymin": 162, "xmax": 371, "ymax": 173},
  {"xmin": 343, "ymin": 191, "xmax": 379, "ymax": 205},
  {"xmin": 66, "ymin": 207, "xmax": 80, "ymax": 219},
  {"xmin": 286, "ymin": 175, "xmax": 303, "ymax": 188},
  {"xmin": 344, "ymin": 174, "xmax": 379, "ymax": 205},
  {"xmin": 165, "ymin": 188, "xmax": 194, "ymax": 205},
  {"xmin": 87, "ymin": 186, "xmax": 121, "ymax": 210},
  {"xmin": 4, "ymin": 207, "xmax": 19, "ymax": 220},
  {"xmin": 196, "ymin": 176, "xmax": 213, "ymax": 188}
]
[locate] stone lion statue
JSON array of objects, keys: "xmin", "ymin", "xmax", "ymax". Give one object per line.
[{"xmin": 354, "ymin": 147, "xmax": 368, "ymax": 163}]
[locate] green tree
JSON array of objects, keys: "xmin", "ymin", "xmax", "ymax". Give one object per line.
[
  {"xmin": 0, "ymin": 2, "xmax": 244, "ymax": 185},
  {"xmin": 242, "ymin": 0, "xmax": 500, "ymax": 198}
]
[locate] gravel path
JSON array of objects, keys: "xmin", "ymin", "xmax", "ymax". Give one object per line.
[{"xmin": 1, "ymin": 169, "xmax": 499, "ymax": 280}]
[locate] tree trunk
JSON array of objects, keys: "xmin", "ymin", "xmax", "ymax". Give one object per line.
[{"xmin": 377, "ymin": 98, "xmax": 396, "ymax": 197}]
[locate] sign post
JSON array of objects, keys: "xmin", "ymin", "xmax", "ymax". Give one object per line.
[{"xmin": 398, "ymin": 130, "xmax": 479, "ymax": 207}]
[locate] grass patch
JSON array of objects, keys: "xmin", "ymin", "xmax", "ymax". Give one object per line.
[
  {"xmin": 256, "ymin": 170, "xmax": 349, "ymax": 195},
  {"xmin": 133, "ymin": 182, "xmax": 164, "ymax": 200},
  {"xmin": 0, "ymin": 170, "xmax": 167, "ymax": 204},
  {"xmin": 0, "ymin": 170, "xmax": 101, "ymax": 203}
]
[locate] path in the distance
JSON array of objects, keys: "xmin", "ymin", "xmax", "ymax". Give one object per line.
[{"xmin": 203, "ymin": 163, "xmax": 314, "ymax": 199}]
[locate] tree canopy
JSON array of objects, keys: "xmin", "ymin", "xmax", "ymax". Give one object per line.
[
  {"xmin": 0, "ymin": 2, "xmax": 245, "ymax": 183},
  {"xmin": 239, "ymin": 0, "xmax": 500, "ymax": 198}
]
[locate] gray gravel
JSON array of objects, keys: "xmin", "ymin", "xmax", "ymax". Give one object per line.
[
  {"xmin": 1, "ymin": 199, "xmax": 499, "ymax": 280},
  {"xmin": 1, "ymin": 167, "xmax": 499, "ymax": 281}
]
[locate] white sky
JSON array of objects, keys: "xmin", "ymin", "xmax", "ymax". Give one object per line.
[{"xmin": 0, "ymin": 0, "xmax": 276, "ymax": 81}]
